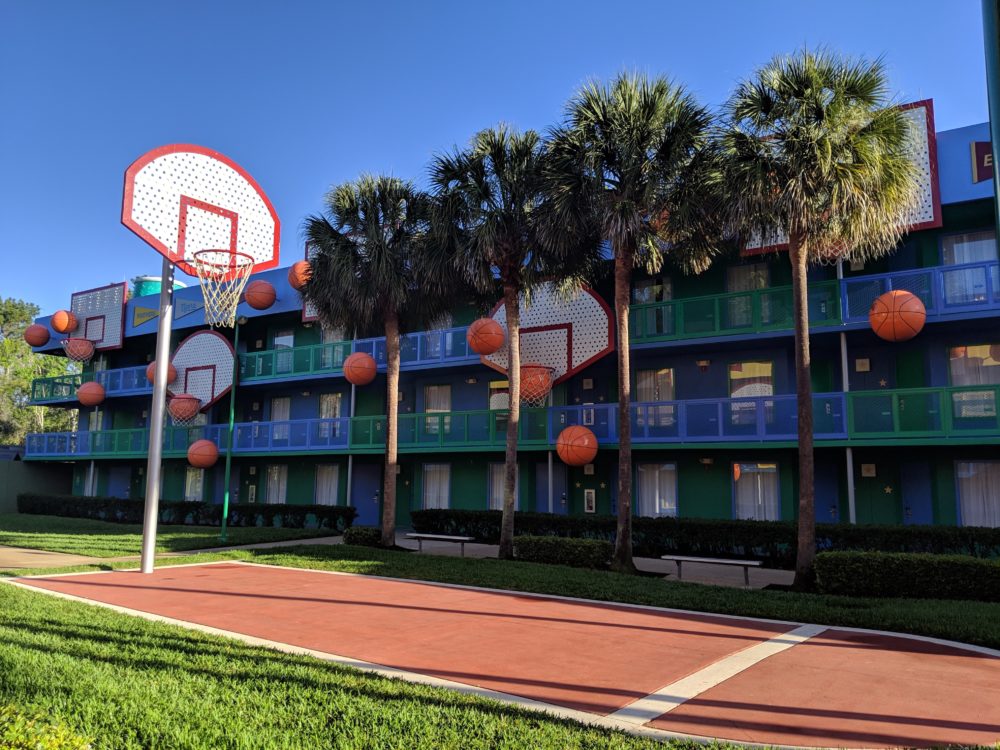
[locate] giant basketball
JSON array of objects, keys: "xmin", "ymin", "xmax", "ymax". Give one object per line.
[
  {"xmin": 245, "ymin": 279, "xmax": 277, "ymax": 310},
  {"xmin": 556, "ymin": 425, "xmax": 599, "ymax": 466},
  {"xmin": 343, "ymin": 352, "xmax": 377, "ymax": 385},
  {"xmin": 187, "ymin": 439, "xmax": 219, "ymax": 469},
  {"xmin": 51, "ymin": 310, "xmax": 77, "ymax": 334},
  {"xmin": 466, "ymin": 318, "xmax": 505, "ymax": 355},
  {"xmin": 76, "ymin": 381, "xmax": 106, "ymax": 407},
  {"xmin": 23, "ymin": 324, "xmax": 50, "ymax": 347},
  {"xmin": 288, "ymin": 260, "xmax": 312, "ymax": 291},
  {"xmin": 145, "ymin": 361, "xmax": 177, "ymax": 385},
  {"xmin": 869, "ymin": 290, "xmax": 926, "ymax": 342}
]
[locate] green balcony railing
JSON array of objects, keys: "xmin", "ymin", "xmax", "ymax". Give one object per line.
[
  {"xmin": 240, "ymin": 341, "xmax": 354, "ymax": 381},
  {"xmin": 31, "ymin": 374, "xmax": 84, "ymax": 403},
  {"xmin": 630, "ymin": 280, "xmax": 841, "ymax": 343},
  {"xmin": 848, "ymin": 385, "xmax": 1000, "ymax": 439}
]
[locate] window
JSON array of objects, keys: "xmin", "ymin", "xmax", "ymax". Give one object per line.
[
  {"xmin": 88, "ymin": 408, "xmax": 104, "ymax": 432},
  {"xmin": 942, "ymin": 231, "xmax": 997, "ymax": 306},
  {"xmin": 315, "ymin": 464, "xmax": 339, "ymax": 506},
  {"xmin": 637, "ymin": 463, "xmax": 677, "ymax": 517},
  {"xmin": 729, "ymin": 361, "xmax": 774, "ymax": 426},
  {"xmin": 632, "ymin": 276, "xmax": 673, "ymax": 304},
  {"xmin": 949, "ymin": 345, "xmax": 1000, "ymax": 418},
  {"xmin": 273, "ymin": 329, "xmax": 295, "ymax": 374},
  {"xmin": 271, "ymin": 396, "xmax": 291, "ymax": 441},
  {"xmin": 183, "ymin": 467, "xmax": 204, "ymax": 502},
  {"xmin": 733, "ymin": 463, "xmax": 780, "ymax": 521},
  {"xmin": 636, "ymin": 368, "xmax": 675, "ymax": 427},
  {"xmin": 265, "ymin": 464, "xmax": 288, "ymax": 504},
  {"xmin": 956, "ymin": 461, "xmax": 1000, "ymax": 527},
  {"xmin": 489, "ymin": 381, "xmax": 510, "ymax": 410},
  {"xmin": 726, "ymin": 263, "xmax": 770, "ymax": 327},
  {"xmin": 318, "ymin": 393, "xmax": 342, "ymax": 441},
  {"xmin": 423, "ymin": 384, "xmax": 451, "ymax": 435},
  {"xmin": 422, "ymin": 464, "xmax": 450, "ymax": 509},
  {"xmin": 488, "ymin": 463, "xmax": 518, "ymax": 511},
  {"xmin": 425, "ymin": 313, "xmax": 454, "ymax": 359},
  {"xmin": 319, "ymin": 326, "xmax": 346, "ymax": 370},
  {"xmin": 632, "ymin": 277, "xmax": 674, "ymax": 335}
]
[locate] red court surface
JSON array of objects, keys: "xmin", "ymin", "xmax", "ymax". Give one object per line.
[{"xmin": 13, "ymin": 561, "xmax": 1000, "ymax": 749}]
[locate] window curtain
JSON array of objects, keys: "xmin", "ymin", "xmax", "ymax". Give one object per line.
[
  {"xmin": 318, "ymin": 393, "xmax": 342, "ymax": 440},
  {"xmin": 636, "ymin": 369, "xmax": 675, "ymax": 427},
  {"xmin": 315, "ymin": 464, "xmax": 339, "ymax": 506},
  {"xmin": 942, "ymin": 231, "xmax": 997, "ymax": 305},
  {"xmin": 424, "ymin": 385, "xmax": 451, "ymax": 435},
  {"xmin": 271, "ymin": 397, "xmax": 291, "ymax": 442},
  {"xmin": 637, "ymin": 463, "xmax": 677, "ymax": 517},
  {"xmin": 727, "ymin": 264, "xmax": 769, "ymax": 327},
  {"xmin": 957, "ymin": 461, "xmax": 1000, "ymax": 527},
  {"xmin": 423, "ymin": 464, "xmax": 450, "ymax": 509},
  {"xmin": 273, "ymin": 330, "xmax": 295, "ymax": 374},
  {"xmin": 950, "ymin": 346, "xmax": 1000, "ymax": 418},
  {"xmin": 425, "ymin": 313, "xmax": 454, "ymax": 358},
  {"xmin": 266, "ymin": 464, "xmax": 287, "ymax": 504},
  {"xmin": 734, "ymin": 463, "xmax": 779, "ymax": 520},
  {"xmin": 320, "ymin": 326, "xmax": 346, "ymax": 369},
  {"xmin": 488, "ymin": 464, "xmax": 517, "ymax": 510},
  {"xmin": 184, "ymin": 467, "xmax": 204, "ymax": 502}
]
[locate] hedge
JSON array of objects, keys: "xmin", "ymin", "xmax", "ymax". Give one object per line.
[
  {"xmin": 815, "ymin": 551, "xmax": 1000, "ymax": 602},
  {"xmin": 0, "ymin": 705, "xmax": 91, "ymax": 750},
  {"xmin": 514, "ymin": 535, "xmax": 612, "ymax": 569},
  {"xmin": 410, "ymin": 509, "xmax": 1000, "ymax": 569},
  {"xmin": 343, "ymin": 526, "xmax": 382, "ymax": 547},
  {"xmin": 16, "ymin": 493, "xmax": 356, "ymax": 532}
]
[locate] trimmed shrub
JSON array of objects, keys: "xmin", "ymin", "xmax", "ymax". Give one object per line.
[
  {"xmin": 16, "ymin": 493, "xmax": 356, "ymax": 532},
  {"xmin": 815, "ymin": 551, "xmax": 1000, "ymax": 602},
  {"xmin": 343, "ymin": 526, "xmax": 382, "ymax": 547},
  {"xmin": 0, "ymin": 705, "xmax": 92, "ymax": 750},
  {"xmin": 514, "ymin": 535, "xmax": 612, "ymax": 569},
  {"xmin": 410, "ymin": 509, "xmax": 1000, "ymax": 568}
]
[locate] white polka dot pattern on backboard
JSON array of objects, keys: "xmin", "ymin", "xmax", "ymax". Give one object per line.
[
  {"xmin": 168, "ymin": 330, "xmax": 235, "ymax": 409},
  {"xmin": 70, "ymin": 283, "xmax": 126, "ymax": 350}
]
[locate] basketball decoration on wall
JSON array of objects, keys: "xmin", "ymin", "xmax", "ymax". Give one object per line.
[
  {"xmin": 51, "ymin": 310, "xmax": 77, "ymax": 334},
  {"xmin": 288, "ymin": 260, "xmax": 312, "ymax": 290},
  {"xmin": 520, "ymin": 364, "xmax": 554, "ymax": 406},
  {"xmin": 343, "ymin": 352, "xmax": 377, "ymax": 385},
  {"xmin": 23, "ymin": 324, "xmax": 50, "ymax": 347},
  {"xmin": 145, "ymin": 361, "xmax": 177, "ymax": 385},
  {"xmin": 168, "ymin": 394, "xmax": 202, "ymax": 423},
  {"xmin": 76, "ymin": 381, "xmax": 106, "ymax": 407},
  {"xmin": 868, "ymin": 290, "xmax": 926, "ymax": 342},
  {"xmin": 244, "ymin": 279, "xmax": 277, "ymax": 310},
  {"xmin": 466, "ymin": 318, "xmax": 505, "ymax": 355},
  {"xmin": 556, "ymin": 425, "xmax": 599, "ymax": 467},
  {"xmin": 187, "ymin": 439, "xmax": 219, "ymax": 469}
]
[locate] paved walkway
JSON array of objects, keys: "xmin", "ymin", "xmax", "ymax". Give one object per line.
[
  {"xmin": 0, "ymin": 545, "xmax": 104, "ymax": 570},
  {"xmin": 10, "ymin": 561, "xmax": 1000, "ymax": 748}
]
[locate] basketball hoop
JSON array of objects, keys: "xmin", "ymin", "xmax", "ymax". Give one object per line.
[
  {"xmin": 61, "ymin": 338, "xmax": 96, "ymax": 363},
  {"xmin": 519, "ymin": 364, "xmax": 554, "ymax": 407},
  {"xmin": 192, "ymin": 249, "xmax": 255, "ymax": 328},
  {"xmin": 167, "ymin": 394, "xmax": 203, "ymax": 427}
]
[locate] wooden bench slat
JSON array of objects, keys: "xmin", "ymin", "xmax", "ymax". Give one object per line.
[
  {"xmin": 405, "ymin": 534, "xmax": 475, "ymax": 542},
  {"xmin": 660, "ymin": 555, "xmax": 762, "ymax": 566}
]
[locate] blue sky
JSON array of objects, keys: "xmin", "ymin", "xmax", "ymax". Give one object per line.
[{"xmin": 0, "ymin": 0, "xmax": 990, "ymax": 314}]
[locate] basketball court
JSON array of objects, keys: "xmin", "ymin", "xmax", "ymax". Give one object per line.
[{"xmin": 9, "ymin": 561, "xmax": 1000, "ymax": 749}]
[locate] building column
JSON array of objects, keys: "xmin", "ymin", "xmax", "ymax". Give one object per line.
[{"xmin": 983, "ymin": 0, "xmax": 1000, "ymax": 232}]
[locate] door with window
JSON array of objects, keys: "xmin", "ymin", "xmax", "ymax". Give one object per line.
[
  {"xmin": 315, "ymin": 464, "xmax": 339, "ymax": 505},
  {"xmin": 265, "ymin": 464, "xmax": 287, "ymax": 504},
  {"xmin": 184, "ymin": 467, "xmax": 204, "ymax": 502},
  {"xmin": 949, "ymin": 345, "xmax": 1000, "ymax": 431},
  {"xmin": 632, "ymin": 276, "xmax": 674, "ymax": 336},
  {"xmin": 317, "ymin": 393, "xmax": 342, "ymax": 443},
  {"xmin": 729, "ymin": 362, "xmax": 774, "ymax": 433},
  {"xmin": 422, "ymin": 464, "xmax": 450, "ymax": 509},
  {"xmin": 733, "ymin": 462, "xmax": 780, "ymax": 520},
  {"xmin": 488, "ymin": 463, "xmax": 518, "ymax": 511},
  {"xmin": 956, "ymin": 460, "xmax": 1000, "ymax": 527},
  {"xmin": 941, "ymin": 230, "xmax": 998, "ymax": 306},
  {"xmin": 271, "ymin": 396, "xmax": 291, "ymax": 443},
  {"xmin": 636, "ymin": 463, "xmax": 677, "ymax": 517},
  {"xmin": 726, "ymin": 264, "xmax": 769, "ymax": 328},
  {"xmin": 635, "ymin": 368, "xmax": 675, "ymax": 435},
  {"xmin": 423, "ymin": 384, "xmax": 451, "ymax": 438},
  {"xmin": 854, "ymin": 463, "xmax": 901, "ymax": 525},
  {"xmin": 273, "ymin": 329, "xmax": 295, "ymax": 375}
]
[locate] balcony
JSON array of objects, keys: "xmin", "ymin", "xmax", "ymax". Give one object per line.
[
  {"xmin": 848, "ymin": 385, "xmax": 1000, "ymax": 440},
  {"xmin": 30, "ymin": 366, "xmax": 151, "ymax": 405}
]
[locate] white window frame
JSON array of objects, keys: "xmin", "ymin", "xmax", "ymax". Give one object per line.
[
  {"xmin": 733, "ymin": 462, "xmax": 780, "ymax": 521},
  {"xmin": 636, "ymin": 463, "xmax": 678, "ymax": 518}
]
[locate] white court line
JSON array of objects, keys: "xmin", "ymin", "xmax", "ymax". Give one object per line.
[{"xmin": 608, "ymin": 623, "xmax": 828, "ymax": 724}]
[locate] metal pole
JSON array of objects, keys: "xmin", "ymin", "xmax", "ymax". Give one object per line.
[
  {"xmin": 85, "ymin": 460, "xmax": 96, "ymax": 496},
  {"xmin": 837, "ymin": 260, "xmax": 857, "ymax": 525},
  {"xmin": 547, "ymin": 451, "xmax": 554, "ymax": 513},
  {"xmin": 346, "ymin": 381, "xmax": 356, "ymax": 508},
  {"xmin": 219, "ymin": 319, "xmax": 240, "ymax": 542},
  {"xmin": 139, "ymin": 258, "xmax": 175, "ymax": 574},
  {"xmin": 982, "ymin": 0, "xmax": 1000, "ymax": 232}
]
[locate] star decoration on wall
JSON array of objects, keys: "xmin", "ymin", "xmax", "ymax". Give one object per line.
[
  {"xmin": 884, "ymin": 485, "xmax": 893, "ymax": 494},
  {"xmin": 575, "ymin": 482, "xmax": 581, "ymax": 488},
  {"xmin": 599, "ymin": 482, "xmax": 606, "ymax": 489},
  {"xmin": 879, "ymin": 379, "xmax": 888, "ymax": 387}
]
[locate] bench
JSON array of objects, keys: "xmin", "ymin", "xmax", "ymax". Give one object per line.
[
  {"xmin": 405, "ymin": 533, "xmax": 476, "ymax": 557},
  {"xmin": 661, "ymin": 555, "xmax": 763, "ymax": 588}
]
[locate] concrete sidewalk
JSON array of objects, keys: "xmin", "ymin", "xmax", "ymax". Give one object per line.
[{"xmin": 0, "ymin": 545, "xmax": 106, "ymax": 570}]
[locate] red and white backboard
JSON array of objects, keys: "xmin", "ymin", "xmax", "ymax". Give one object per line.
[
  {"xmin": 482, "ymin": 284, "xmax": 614, "ymax": 384},
  {"xmin": 70, "ymin": 282, "xmax": 127, "ymax": 351},
  {"xmin": 743, "ymin": 99, "xmax": 942, "ymax": 256},
  {"xmin": 122, "ymin": 144, "xmax": 280, "ymax": 277},
  {"xmin": 168, "ymin": 330, "xmax": 235, "ymax": 411}
]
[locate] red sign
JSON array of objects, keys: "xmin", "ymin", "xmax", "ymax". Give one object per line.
[{"xmin": 972, "ymin": 141, "xmax": 994, "ymax": 183}]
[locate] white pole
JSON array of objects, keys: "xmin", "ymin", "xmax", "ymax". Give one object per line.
[
  {"xmin": 346, "ymin": 371, "xmax": 357, "ymax": 508},
  {"xmin": 85, "ymin": 460, "xmax": 96, "ymax": 496},
  {"xmin": 837, "ymin": 260, "xmax": 857, "ymax": 524},
  {"xmin": 547, "ymin": 451, "xmax": 554, "ymax": 513},
  {"xmin": 139, "ymin": 258, "xmax": 175, "ymax": 574}
]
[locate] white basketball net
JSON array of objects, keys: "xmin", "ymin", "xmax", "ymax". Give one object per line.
[
  {"xmin": 193, "ymin": 250, "xmax": 255, "ymax": 328},
  {"xmin": 168, "ymin": 396, "xmax": 204, "ymax": 428},
  {"xmin": 61, "ymin": 338, "xmax": 95, "ymax": 363},
  {"xmin": 519, "ymin": 365, "xmax": 554, "ymax": 408}
]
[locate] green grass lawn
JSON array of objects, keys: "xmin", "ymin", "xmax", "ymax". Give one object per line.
[{"xmin": 0, "ymin": 513, "xmax": 338, "ymax": 557}]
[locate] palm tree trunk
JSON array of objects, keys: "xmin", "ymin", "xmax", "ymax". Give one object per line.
[
  {"xmin": 612, "ymin": 247, "xmax": 635, "ymax": 573},
  {"xmin": 789, "ymin": 234, "xmax": 816, "ymax": 588},
  {"xmin": 498, "ymin": 283, "xmax": 520, "ymax": 560},
  {"xmin": 380, "ymin": 310, "xmax": 400, "ymax": 548}
]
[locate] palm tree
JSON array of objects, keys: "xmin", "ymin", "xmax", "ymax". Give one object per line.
[
  {"xmin": 430, "ymin": 126, "xmax": 590, "ymax": 559},
  {"xmin": 544, "ymin": 73, "xmax": 720, "ymax": 572},
  {"xmin": 718, "ymin": 50, "xmax": 920, "ymax": 587},
  {"xmin": 303, "ymin": 175, "xmax": 459, "ymax": 548}
]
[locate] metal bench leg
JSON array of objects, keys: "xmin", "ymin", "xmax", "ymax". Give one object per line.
[
  {"xmin": 744, "ymin": 566, "xmax": 750, "ymax": 588},
  {"xmin": 417, "ymin": 539, "xmax": 423, "ymax": 553},
  {"xmin": 460, "ymin": 542, "xmax": 465, "ymax": 558},
  {"xmin": 676, "ymin": 560, "xmax": 683, "ymax": 580}
]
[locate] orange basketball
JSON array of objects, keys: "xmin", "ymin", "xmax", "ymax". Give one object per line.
[
  {"xmin": 62, "ymin": 338, "xmax": 95, "ymax": 361},
  {"xmin": 23, "ymin": 324, "xmax": 50, "ymax": 347},
  {"xmin": 466, "ymin": 317, "xmax": 505, "ymax": 355},
  {"xmin": 556, "ymin": 425, "xmax": 598, "ymax": 466},
  {"xmin": 168, "ymin": 394, "xmax": 202, "ymax": 422},
  {"xmin": 343, "ymin": 352, "xmax": 377, "ymax": 385},
  {"xmin": 76, "ymin": 381, "xmax": 105, "ymax": 407},
  {"xmin": 187, "ymin": 439, "xmax": 219, "ymax": 469},
  {"xmin": 288, "ymin": 260, "xmax": 312, "ymax": 291},
  {"xmin": 520, "ymin": 363, "xmax": 554, "ymax": 404},
  {"xmin": 145, "ymin": 361, "xmax": 177, "ymax": 385},
  {"xmin": 245, "ymin": 279, "xmax": 277, "ymax": 310},
  {"xmin": 868, "ymin": 290, "xmax": 926, "ymax": 342},
  {"xmin": 51, "ymin": 310, "xmax": 77, "ymax": 334}
]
